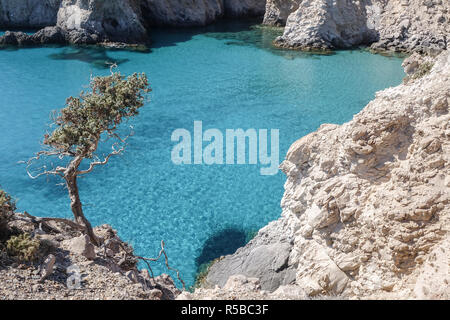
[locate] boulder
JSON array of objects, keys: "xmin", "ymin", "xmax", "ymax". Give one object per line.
[{"xmin": 65, "ymin": 234, "xmax": 96, "ymax": 260}]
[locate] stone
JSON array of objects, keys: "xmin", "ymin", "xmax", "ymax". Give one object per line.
[
  {"xmin": 205, "ymin": 218, "xmax": 296, "ymax": 292},
  {"xmin": 65, "ymin": 234, "xmax": 96, "ymax": 260},
  {"xmin": 270, "ymin": 0, "xmax": 449, "ymax": 53},
  {"xmin": 39, "ymin": 254, "xmax": 56, "ymax": 282}
]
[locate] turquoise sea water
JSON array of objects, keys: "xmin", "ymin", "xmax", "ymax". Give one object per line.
[{"xmin": 0, "ymin": 22, "xmax": 405, "ymax": 287}]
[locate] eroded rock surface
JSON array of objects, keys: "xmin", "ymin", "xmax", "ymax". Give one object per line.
[
  {"xmin": 56, "ymin": 0, "xmax": 148, "ymax": 44},
  {"xmin": 0, "ymin": 0, "xmax": 61, "ymax": 28},
  {"xmin": 263, "ymin": 0, "xmax": 301, "ymax": 26},
  {"xmin": 204, "ymin": 217, "xmax": 297, "ymax": 291},
  {"xmin": 199, "ymin": 51, "xmax": 450, "ymax": 299},
  {"xmin": 271, "ymin": 0, "xmax": 449, "ymax": 53}
]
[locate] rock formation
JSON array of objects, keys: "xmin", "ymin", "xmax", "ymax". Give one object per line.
[
  {"xmin": 263, "ymin": 0, "xmax": 301, "ymax": 26},
  {"xmin": 201, "ymin": 50, "xmax": 450, "ymax": 299},
  {"xmin": 224, "ymin": 0, "xmax": 267, "ymax": 17},
  {"xmin": 140, "ymin": 0, "xmax": 224, "ymax": 27},
  {"xmin": 0, "ymin": 0, "xmax": 267, "ymax": 45},
  {"xmin": 56, "ymin": 0, "xmax": 148, "ymax": 44},
  {"xmin": 269, "ymin": 0, "xmax": 449, "ymax": 53},
  {"xmin": 0, "ymin": 0, "xmax": 61, "ymax": 28}
]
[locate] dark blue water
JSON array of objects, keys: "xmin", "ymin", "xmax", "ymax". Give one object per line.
[{"xmin": 0, "ymin": 23, "xmax": 405, "ymax": 287}]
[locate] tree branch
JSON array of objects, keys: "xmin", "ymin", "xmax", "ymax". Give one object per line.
[{"xmin": 77, "ymin": 144, "xmax": 125, "ymax": 175}]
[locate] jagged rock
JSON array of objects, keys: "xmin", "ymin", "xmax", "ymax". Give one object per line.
[
  {"xmin": 64, "ymin": 234, "xmax": 96, "ymax": 260},
  {"xmin": 32, "ymin": 26, "xmax": 66, "ymax": 44},
  {"xmin": 263, "ymin": 0, "xmax": 301, "ymax": 26},
  {"xmin": 39, "ymin": 254, "xmax": 56, "ymax": 282},
  {"xmin": 273, "ymin": 0, "xmax": 378, "ymax": 51},
  {"xmin": 153, "ymin": 273, "xmax": 181, "ymax": 300},
  {"xmin": 272, "ymin": 0, "xmax": 449, "ymax": 53},
  {"xmin": 0, "ymin": 0, "xmax": 61, "ymax": 28},
  {"xmin": 56, "ymin": 0, "xmax": 148, "ymax": 44},
  {"xmin": 0, "ymin": 31, "xmax": 34, "ymax": 45}
]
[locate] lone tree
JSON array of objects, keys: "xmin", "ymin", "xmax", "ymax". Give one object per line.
[{"xmin": 26, "ymin": 71, "xmax": 150, "ymax": 246}]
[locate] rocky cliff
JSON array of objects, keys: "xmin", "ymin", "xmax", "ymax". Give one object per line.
[
  {"xmin": 196, "ymin": 50, "xmax": 450, "ymax": 300},
  {"xmin": 0, "ymin": 0, "xmax": 267, "ymax": 45},
  {"xmin": 0, "ymin": 0, "xmax": 61, "ymax": 28},
  {"xmin": 139, "ymin": 0, "xmax": 224, "ymax": 27},
  {"xmin": 268, "ymin": 0, "xmax": 449, "ymax": 53}
]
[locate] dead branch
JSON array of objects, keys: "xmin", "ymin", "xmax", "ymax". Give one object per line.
[
  {"xmin": 77, "ymin": 144, "xmax": 125, "ymax": 175},
  {"xmin": 16, "ymin": 211, "xmax": 85, "ymax": 233},
  {"xmin": 135, "ymin": 240, "xmax": 186, "ymax": 290}
]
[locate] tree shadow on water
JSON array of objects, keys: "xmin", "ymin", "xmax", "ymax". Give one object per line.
[{"xmin": 48, "ymin": 46, "xmax": 130, "ymax": 69}]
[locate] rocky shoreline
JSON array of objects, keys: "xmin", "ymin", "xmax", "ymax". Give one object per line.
[
  {"xmin": 0, "ymin": 0, "xmax": 267, "ymax": 47},
  {"xmin": 0, "ymin": 0, "xmax": 448, "ymax": 301},
  {"xmin": 196, "ymin": 50, "xmax": 449, "ymax": 300},
  {"xmin": 1, "ymin": 0, "xmax": 448, "ymax": 55}
]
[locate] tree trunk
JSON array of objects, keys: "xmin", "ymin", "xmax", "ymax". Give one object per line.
[{"xmin": 65, "ymin": 169, "xmax": 99, "ymax": 246}]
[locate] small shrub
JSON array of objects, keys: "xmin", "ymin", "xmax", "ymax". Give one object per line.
[
  {"xmin": 6, "ymin": 233, "xmax": 40, "ymax": 262},
  {"xmin": 411, "ymin": 61, "xmax": 434, "ymax": 80},
  {"xmin": 0, "ymin": 189, "xmax": 15, "ymax": 241}
]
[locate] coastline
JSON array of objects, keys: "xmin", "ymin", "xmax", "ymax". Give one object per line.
[{"xmin": 0, "ymin": 0, "xmax": 448, "ymax": 301}]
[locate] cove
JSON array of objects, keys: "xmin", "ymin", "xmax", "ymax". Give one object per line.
[{"xmin": 0, "ymin": 21, "xmax": 405, "ymax": 288}]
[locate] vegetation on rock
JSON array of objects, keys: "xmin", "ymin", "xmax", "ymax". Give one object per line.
[
  {"xmin": 0, "ymin": 189, "xmax": 15, "ymax": 242},
  {"xmin": 6, "ymin": 233, "xmax": 40, "ymax": 262}
]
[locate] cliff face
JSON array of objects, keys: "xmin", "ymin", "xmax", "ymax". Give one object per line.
[
  {"xmin": 224, "ymin": 0, "xmax": 266, "ymax": 17},
  {"xmin": 263, "ymin": 0, "xmax": 301, "ymax": 26},
  {"xmin": 139, "ymin": 0, "xmax": 224, "ymax": 27},
  {"xmin": 56, "ymin": 0, "xmax": 148, "ymax": 43},
  {"xmin": 200, "ymin": 50, "xmax": 450, "ymax": 299},
  {"xmin": 268, "ymin": 0, "xmax": 449, "ymax": 53},
  {"xmin": 0, "ymin": 0, "xmax": 267, "ymax": 45},
  {"xmin": 0, "ymin": 0, "xmax": 61, "ymax": 28}
]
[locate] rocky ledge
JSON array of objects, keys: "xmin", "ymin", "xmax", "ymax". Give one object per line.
[
  {"xmin": 0, "ymin": 215, "xmax": 180, "ymax": 300},
  {"xmin": 266, "ymin": 0, "xmax": 448, "ymax": 54},
  {"xmin": 197, "ymin": 50, "xmax": 449, "ymax": 300}
]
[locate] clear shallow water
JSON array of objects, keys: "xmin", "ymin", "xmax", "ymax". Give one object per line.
[{"xmin": 0, "ymin": 22, "xmax": 405, "ymax": 287}]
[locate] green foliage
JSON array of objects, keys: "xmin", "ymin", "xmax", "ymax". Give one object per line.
[
  {"xmin": 0, "ymin": 189, "xmax": 15, "ymax": 241},
  {"xmin": 191, "ymin": 258, "xmax": 220, "ymax": 292},
  {"xmin": 44, "ymin": 72, "xmax": 151, "ymax": 157},
  {"xmin": 411, "ymin": 61, "xmax": 434, "ymax": 80},
  {"xmin": 6, "ymin": 233, "xmax": 40, "ymax": 262}
]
